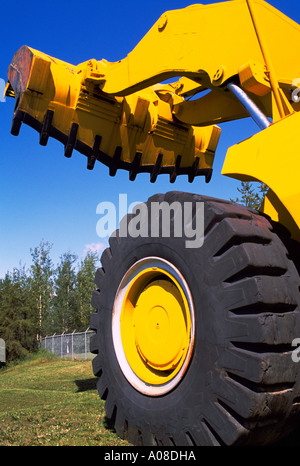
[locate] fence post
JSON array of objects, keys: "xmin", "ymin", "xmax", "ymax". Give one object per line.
[
  {"xmin": 52, "ymin": 333, "xmax": 56, "ymax": 354},
  {"xmin": 40, "ymin": 330, "xmax": 95, "ymax": 360},
  {"xmin": 61, "ymin": 331, "xmax": 65, "ymax": 357},
  {"xmin": 72, "ymin": 330, "xmax": 76, "ymax": 360}
]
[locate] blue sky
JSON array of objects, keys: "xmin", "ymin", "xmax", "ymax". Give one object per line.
[{"xmin": 0, "ymin": 0, "xmax": 299, "ymax": 277}]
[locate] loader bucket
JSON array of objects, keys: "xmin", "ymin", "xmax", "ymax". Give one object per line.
[{"xmin": 6, "ymin": 45, "xmax": 220, "ymax": 181}]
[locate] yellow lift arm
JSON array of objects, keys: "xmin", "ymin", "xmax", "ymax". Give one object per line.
[{"xmin": 5, "ymin": 0, "xmax": 300, "ymax": 239}]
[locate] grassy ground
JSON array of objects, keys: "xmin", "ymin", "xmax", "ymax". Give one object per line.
[
  {"xmin": 1, "ymin": 350, "xmax": 299, "ymax": 446},
  {"xmin": 0, "ymin": 351, "xmax": 131, "ymax": 446}
]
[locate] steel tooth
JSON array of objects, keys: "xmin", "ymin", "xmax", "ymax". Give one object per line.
[
  {"xmin": 11, "ymin": 109, "xmax": 24, "ymax": 136},
  {"xmin": 87, "ymin": 134, "xmax": 102, "ymax": 170},
  {"xmin": 129, "ymin": 152, "xmax": 142, "ymax": 181},
  {"xmin": 150, "ymin": 152, "xmax": 163, "ymax": 183},
  {"xmin": 109, "ymin": 146, "xmax": 122, "ymax": 177},
  {"xmin": 39, "ymin": 110, "xmax": 54, "ymax": 146},
  {"xmin": 64, "ymin": 122, "xmax": 79, "ymax": 158},
  {"xmin": 87, "ymin": 155, "xmax": 96, "ymax": 171},
  {"xmin": 205, "ymin": 169, "xmax": 213, "ymax": 183},
  {"xmin": 170, "ymin": 154, "xmax": 182, "ymax": 183},
  {"xmin": 188, "ymin": 156, "xmax": 200, "ymax": 183}
]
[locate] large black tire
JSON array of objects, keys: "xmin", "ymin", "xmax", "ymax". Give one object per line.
[{"xmin": 90, "ymin": 191, "xmax": 300, "ymax": 446}]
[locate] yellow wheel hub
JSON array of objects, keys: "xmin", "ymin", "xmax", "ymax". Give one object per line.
[
  {"xmin": 112, "ymin": 258, "xmax": 194, "ymax": 395},
  {"xmin": 134, "ymin": 280, "xmax": 189, "ymax": 372}
]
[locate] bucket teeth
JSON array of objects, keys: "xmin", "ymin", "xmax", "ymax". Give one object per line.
[
  {"xmin": 39, "ymin": 110, "xmax": 54, "ymax": 146},
  {"xmin": 129, "ymin": 152, "xmax": 142, "ymax": 181},
  {"xmin": 109, "ymin": 146, "xmax": 122, "ymax": 177},
  {"xmin": 87, "ymin": 135, "xmax": 102, "ymax": 170},
  {"xmin": 64, "ymin": 123, "xmax": 79, "ymax": 158},
  {"xmin": 188, "ymin": 156, "xmax": 200, "ymax": 183},
  {"xmin": 150, "ymin": 153, "xmax": 163, "ymax": 183},
  {"xmin": 8, "ymin": 106, "xmax": 214, "ymax": 183},
  {"xmin": 87, "ymin": 155, "xmax": 97, "ymax": 171},
  {"xmin": 170, "ymin": 155, "xmax": 182, "ymax": 184},
  {"xmin": 205, "ymin": 169, "xmax": 213, "ymax": 183},
  {"xmin": 11, "ymin": 109, "xmax": 24, "ymax": 136}
]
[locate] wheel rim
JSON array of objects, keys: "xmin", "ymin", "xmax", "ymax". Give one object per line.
[{"xmin": 112, "ymin": 257, "xmax": 195, "ymax": 396}]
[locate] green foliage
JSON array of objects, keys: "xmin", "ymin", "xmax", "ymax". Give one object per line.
[
  {"xmin": 0, "ymin": 267, "xmax": 37, "ymax": 362},
  {"xmin": 51, "ymin": 252, "xmax": 79, "ymax": 333},
  {"xmin": 29, "ymin": 241, "xmax": 54, "ymax": 338},
  {"xmin": 75, "ymin": 252, "xmax": 98, "ymax": 330},
  {"xmin": 232, "ymin": 181, "xmax": 268, "ymax": 210},
  {"xmin": 0, "ymin": 243, "xmax": 101, "ymax": 362}
]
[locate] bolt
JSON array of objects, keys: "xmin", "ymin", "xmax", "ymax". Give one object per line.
[
  {"xmin": 213, "ymin": 67, "xmax": 224, "ymax": 83},
  {"xmin": 158, "ymin": 14, "xmax": 168, "ymax": 32}
]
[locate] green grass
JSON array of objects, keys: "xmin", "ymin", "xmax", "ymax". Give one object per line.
[
  {"xmin": 1, "ymin": 350, "xmax": 300, "ymax": 446},
  {"xmin": 0, "ymin": 350, "xmax": 131, "ymax": 446}
]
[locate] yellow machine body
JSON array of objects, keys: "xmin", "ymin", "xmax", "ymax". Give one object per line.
[
  {"xmin": 5, "ymin": 0, "xmax": 300, "ymax": 241},
  {"xmin": 222, "ymin": 111, "xmax": 300, "ymax": 241},
  {"xmin": 5, "ymin": 45, "xmax": 219, "ymax": 182}
]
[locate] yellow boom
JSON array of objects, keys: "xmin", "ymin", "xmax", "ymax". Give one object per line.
[{"xmin": 5, "ymin": 0, "xmax": 300, "ymax": 239}]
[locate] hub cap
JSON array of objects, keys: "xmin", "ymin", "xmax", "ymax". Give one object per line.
[{"xmin": 112, "ymin": 257, "xmax": 195, "ymax": 396}]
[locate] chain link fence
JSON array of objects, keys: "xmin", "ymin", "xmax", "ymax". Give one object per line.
[{"xmin": 40, "ymin": 329, "xmax": 95, "ymax": 360}]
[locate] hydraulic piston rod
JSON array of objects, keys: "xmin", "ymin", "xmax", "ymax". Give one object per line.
[{"xmin": 227, "ymin": 82, "xmax": 271, "ymax": 130}]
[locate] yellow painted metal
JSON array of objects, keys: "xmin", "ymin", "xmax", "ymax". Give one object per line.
[
  {"xmin": 222, "ymin": 111, "xmax": 300, "ymax": 241},
  {"xmin": 94, "ymin": 1, "xmax": 300, "ymax": 102},
  {"xmin": 173, "ymin": 87, "xmax": 250, "ymax": 126},
  {"xmin": 7, "ymin": 1, "xmax": 300, "ymax": 159},
  {"xmin": 120, "ymin": 268, "xmax": 192, "ymax": 385},
  {"xmin": 238, "ymin": 60, "xmax": 270, "ymax": 97},
  {"xmin": 5, "ymin": 1, "xmax": 300, "ymax": 240},
  {"xmin": 6, "ymin": 45, "xmax": 220, "ymax": 179},
  {"xmin": 245, "ymin": 0, "xmax": 285, "ymax": 120}
]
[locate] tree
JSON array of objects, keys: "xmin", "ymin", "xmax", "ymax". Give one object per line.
[
  {"xmin": 51, "ymin": 252, "xmax": 78, "ymax": 333},
  {"xmin": 0, "ymin": 267, "xmax": 37, "ymax": 362},
  {"xmin": 76, "ymin": 251, "xmax": 99, "ymax": 330},
  {"xmin": 0, "ymin": 241, "xmax": 100, "ymax": 358},
  {"xmin": 232, "ymin": 181, "xmax": 268, "ymax": 209},
  {"xmin": 29, "ymin": 241, "xmax": 54, "ymax": 338}
]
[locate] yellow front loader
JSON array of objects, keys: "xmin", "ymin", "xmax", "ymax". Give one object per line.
[{"xmin": 5, "ymin": 0, "xmax": 300, "ymax": 446}]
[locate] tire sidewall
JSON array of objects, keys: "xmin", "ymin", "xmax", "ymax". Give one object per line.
[{"xmin": 98, "ymin": 232, "xmax": 217, "ymax": 424}]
